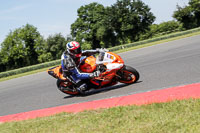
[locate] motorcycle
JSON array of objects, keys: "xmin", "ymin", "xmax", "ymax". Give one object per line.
[{"xmin": 47, "ymin": 51, "xmax": 140, "ymax": 95}]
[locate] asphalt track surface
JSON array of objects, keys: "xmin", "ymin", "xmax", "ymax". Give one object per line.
[{"xmin": 0, "ymin": 35, "xmax": 200, "ymax": 116}]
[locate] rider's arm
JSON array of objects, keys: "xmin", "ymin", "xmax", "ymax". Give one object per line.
[
  {"xmin": 82, "ymin": 48, "xmax": 109, "ymax": 57},
  {"xmin": 70, "ymin": 67, "xmax": 91, "ymax": 79},
  {"xmin": 82, "ymin": 50, "xmax": 99, "ymax": 56}
]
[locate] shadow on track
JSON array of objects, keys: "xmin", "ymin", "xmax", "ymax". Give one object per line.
[{"xmin": 63, "ymin": 81, "xmax": 142, "ymax": 99}]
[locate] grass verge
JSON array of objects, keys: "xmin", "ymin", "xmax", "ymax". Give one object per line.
[
  {"xmin": 1, "ymin": 30, "xmax": 200, "ymax": 82},
  {"xmin": 0, "ymin": 65, "xmax": 57, "ymax": 82},
  {"xmin": 114, "ymin": 30, "xmax": 200, "ymax": 53},
  {"xmin": 1, "ymin": 99, "xmax": 200, "ymax": 133}
]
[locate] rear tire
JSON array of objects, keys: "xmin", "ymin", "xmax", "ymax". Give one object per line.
[
  {"xmin": 118, "ymin": 65, "xmax": 140, "ymax": 84},
  {"xmin": 57, "ymin": 79, "xmax": 79, "ymax": 95}
]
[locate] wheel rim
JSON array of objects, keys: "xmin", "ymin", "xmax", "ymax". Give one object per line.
[
  {"xmin": 60, "ymin": 82, "xmax": 78, "ymax": 95},
  {"xmin": 119, "ymin": 70, "xmax": 136, "ymax": 84}
]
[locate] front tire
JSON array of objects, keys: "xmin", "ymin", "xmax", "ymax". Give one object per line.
[{"xmin": 118, "ymin": 65, "xmax": 140, "ymax": 84}]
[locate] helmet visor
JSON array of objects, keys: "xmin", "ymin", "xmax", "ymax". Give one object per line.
[{"xmin": 69, "ymin": 47, "xmax": 82, "ymax": 54}]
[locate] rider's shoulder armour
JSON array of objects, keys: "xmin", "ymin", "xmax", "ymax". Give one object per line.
[{"xmin": 63, "ymin": 55, "xmax": 76, "ymax": 70}]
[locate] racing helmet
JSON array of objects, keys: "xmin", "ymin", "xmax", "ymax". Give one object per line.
[{"xmin": 66, "ymin": 41, "xmax": 82, "ymax": 58}]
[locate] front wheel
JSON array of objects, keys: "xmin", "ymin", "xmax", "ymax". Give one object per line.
[
  {"xmin": 118, "ymin": 65, "xmax": 140, "ymax": 84},
  {"xmin": 57, "ymin": 79, "xmax": 79, "ymax": 95}
]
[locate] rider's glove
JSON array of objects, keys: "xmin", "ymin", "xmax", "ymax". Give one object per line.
[
  {"xmin": 89, "ymin": 70, "xmax": 101, "ymax": 78},
  {"xmin": 96, "ymin": 48, "xmax": 109, "ymax": 53}
]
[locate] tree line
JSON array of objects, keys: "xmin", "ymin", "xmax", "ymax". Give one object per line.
[{"xmin": 0, "ymin": 0, "xmax": 199, "ymax": 72}]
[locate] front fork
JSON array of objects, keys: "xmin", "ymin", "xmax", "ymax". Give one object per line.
[{"xmin": 116, "ymin": 65, "xmax": 126, "ymax": 80}]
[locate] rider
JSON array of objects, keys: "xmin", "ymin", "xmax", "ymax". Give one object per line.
[{"xmin": 61, "ymin": 41, "xmax": 104, "ymax": 94}]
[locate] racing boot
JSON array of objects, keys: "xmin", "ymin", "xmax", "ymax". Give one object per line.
[{"xmin": 76, "ymin": 82, "xmax": 88, "ymax": 95}]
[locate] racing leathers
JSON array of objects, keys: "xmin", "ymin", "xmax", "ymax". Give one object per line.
[{"xmin": 61, "ymin": 49, "xmax": 100, "ymax": 94}]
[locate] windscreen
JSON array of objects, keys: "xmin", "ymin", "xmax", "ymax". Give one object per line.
[{"xmin": 96, "ymin": 52, "xmax": 115, "ymax": 64}]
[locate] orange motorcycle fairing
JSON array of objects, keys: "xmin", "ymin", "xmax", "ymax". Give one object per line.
[
  {"xmin": 91, "ymin": 69, "xmax": 118, "ymax": 87},
  {"xmin": 47, "ymin": 66, "xmax": 66, "ymax": 80},
  {"xmin": 79, "ymin": 56, "xmax": 97, "ymax": 73},
  {"xmin": 107, "ymin": 52, "xmax": 124, "ymax": 64}
]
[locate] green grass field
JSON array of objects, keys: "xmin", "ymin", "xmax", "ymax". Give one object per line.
[{"xmin": 1, "ymin": 99, "xmax": 200, "ymax": 133}]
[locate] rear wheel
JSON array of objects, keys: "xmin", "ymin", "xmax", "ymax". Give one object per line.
[
  {"xmin": 118, "ymin": 65, "xmax": 140, "ymax": 84},
  {"xmin": 57, "ymin": 79, "xmax": 79, "ymax": 95}
]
